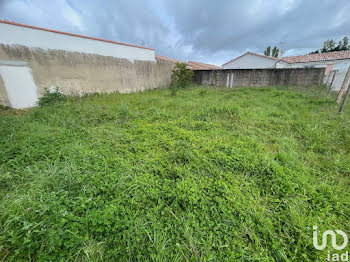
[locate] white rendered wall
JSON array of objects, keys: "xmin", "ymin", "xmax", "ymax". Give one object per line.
[
  {"xmin": 330, "ymin": 71, "xmax": 346, "ymax": 91},
  {"xmin": 275, "ymin": 61, "xmax": 290, "ymax": 68},
  {"xmin": 0, "ymin": 22, "xmax": 155, "ymax": 62},
  {"xmin": 222, "ymin": 53, "xmax": 278, "ymax": 69},
  {"xmin": 287, "ymin": 59, "xmax": 350, "ymax": 68},
  {"xmin": 329, "ymin": 63, "xmax": 350, "ymax": 91},
  {"xmin": 0, "ymin": 65, "xmax": 38, "ymax": 108}
]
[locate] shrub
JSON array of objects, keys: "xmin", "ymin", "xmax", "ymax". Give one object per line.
[
  {"xmin": 170, "ymin": 63, "xmax": 194, "ymax": 95},
  {"xmin": 38, "ymin": 87, "xmax": 66, "ymax": 106}
]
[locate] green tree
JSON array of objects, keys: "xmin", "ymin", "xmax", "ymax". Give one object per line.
[
  {"xmin": 272, "ymin": 46, "xmax": 279, "ymax": 58},
  {"xmin": 264, "ymin": 46, "xmax": 271, "ymax": 56},
  {"xmin": 170, "ymin": 63, "xmax": 194, "ymax": 95},
  {"xmin": 334, "ymin": 41, "xmax": 342, "ymax": 51},
  {"xmin": 309, "ymin": 50, "xmax": 320, "ymax": 54},
  {"xmin": 341, "ymin": 36, "xmax": 349, "ymax": 50},
  {"xmin": 321, "ymin": 39, "xmax": 336, "ymax": 52},
  {"xmin": 311, "ymin": 36, "xmax": 350, "ymax": 54}
]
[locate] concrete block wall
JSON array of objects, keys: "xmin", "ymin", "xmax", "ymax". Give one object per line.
[
  {"xmin": 0, "ymin": 44, "xmax": 174, "ymax": 105},
  {"xmin": 193, "ymin": 68, "xmax": 325, "ymax": 87}
]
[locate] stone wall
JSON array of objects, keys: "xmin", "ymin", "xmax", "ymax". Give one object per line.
[
  {"xmin": 0, "ymin": 44, "xmax": 174, "ymax": 98},
  {"xmin": 193, "ymin": 68, "xmax": 325, "ymax": 87}
]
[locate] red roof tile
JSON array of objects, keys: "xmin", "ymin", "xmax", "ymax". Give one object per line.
[
  {"xmin": 282, "ymin": 50, "xmax": 350, "ymax": 63},
  {"xmin": 155, "ymin": 54, "xmax": 182, "ymax": 63},
  {"xmin": 187, "ymin": 61, "xmax": 221, "ymax": 70}
]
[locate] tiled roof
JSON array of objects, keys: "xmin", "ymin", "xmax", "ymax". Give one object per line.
[
  {"xmin": 0, "ymin": 20, "xmax": 154, "ymax": 51},
  {"xmin": 155, "ymin": 54, "xmax": 182, "ymax": 64},
  {"xmin": 282, "ymin": 51, "xmax": 350, "ymax": 63},
  {"xmin": 155, "ymin": 56, "xmax": 220, "ymax": 70},
  {"xmin": 187, "ymin": 61, "xmax": 221, "ymax": 70}
]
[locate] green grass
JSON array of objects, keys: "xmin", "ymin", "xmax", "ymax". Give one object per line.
[{"xmin": 0, "ymin": 85, "xmax": 349, "ymax": 261}]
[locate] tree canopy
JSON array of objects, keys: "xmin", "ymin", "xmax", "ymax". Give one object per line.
[
  {"xmin": 264, "ymin": 45, "xmax": 279, "ymax": 58},
  {"xmin": 310, "ymin": 37, "xmax": 350, "ymax": 54}
]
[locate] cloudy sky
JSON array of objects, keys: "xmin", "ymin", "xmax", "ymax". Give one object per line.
[{"xmin": 1, "ymin": 0, "xmax": 350, "ymax": 65}]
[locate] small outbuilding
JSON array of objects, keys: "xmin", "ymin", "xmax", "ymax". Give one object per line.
[{"xmin": 222, "ymin": 52, "xmax": 289, "ymax": 69}]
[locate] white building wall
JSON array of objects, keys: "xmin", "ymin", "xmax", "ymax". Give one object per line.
[
  {"xmin": 0, "ymin": 22, "xmax": 155, "ymax": 62},
  {"xmin": 329, "ymin": 62, "xmax": 350, "ymax": 91},
  {"xmin": 287, "ymin": 59, "xmax": 350, "ymax": 68},
  {"xmin": 222, "ymin": 53, "xmax": 278, "ymax": 69},
  {"xmin": 275, "ymin": 61, "xmax": 290, "ymax": 68},
  {"xmin": 331, "ymin": 72, "xmax": 346, "ymax": 91}
]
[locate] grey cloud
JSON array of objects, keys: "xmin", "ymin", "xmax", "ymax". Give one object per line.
[{"xmin": 164, "ymin": 0, "xmax": 350, "ymax": 52}]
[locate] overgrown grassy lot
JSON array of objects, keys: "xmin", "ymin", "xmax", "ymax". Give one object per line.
[{"xmin": 0, "ymin": 86, "xmax": 349, "ymax": 261}]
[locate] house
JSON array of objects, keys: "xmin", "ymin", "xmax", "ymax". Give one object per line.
[
  {"xmin": 222, "ymin": 52, "xmax": 289, "ymax": 69},
  {"xmin": 222, "ymin": 50, "xmax": 350, "ymax": 91},
  {"xmin": 279, "ymin": 52, "xmax": 350, "ymax": 91},
  {"xmin": 222, "ymin": 50, "xmax": 350, "ymax": 69},
  {"xmin": 281, "ymin": 51, "xmax": 350, "ymax": 68}
]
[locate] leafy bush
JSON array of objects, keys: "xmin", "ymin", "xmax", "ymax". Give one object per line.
[
  {"xmin": 38, "ymin": 87, "xmax": 66, "ymax": 106},
  {"xmin": 170, "ymin": 63, "xmax": 194, "ymax": 95}
]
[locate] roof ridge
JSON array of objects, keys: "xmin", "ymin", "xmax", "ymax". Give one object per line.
[
  {"xmin": 187, "ymin": 60, "xmax": 221, "ymax": 70},
  {"xmin": 222, "ymin": 51, "xmax": 280, "ymax": 66},
  {"xmin": 247, "ymin": 51, "xmax": 280, "ymax": 60},
  {"xmin": 188, "ymin": 60, "xmax": 220, "ymax": 66},
  {"xmin": 155, "ymin": 54, "xmax": 182, "ymax": 63}
]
